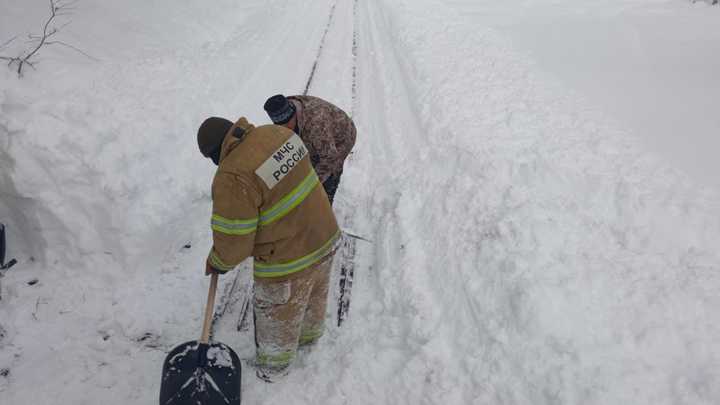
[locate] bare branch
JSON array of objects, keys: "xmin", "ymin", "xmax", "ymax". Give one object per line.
[
  {"xmin": 1, "ymin": 0, "xmax": 92, "ymax": 77},
  {"xmin": 21, "ymin": 0, "xmax": 62, "ymax": 64}
]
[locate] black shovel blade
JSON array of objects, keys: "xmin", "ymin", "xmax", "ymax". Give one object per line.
[{"xmin": 160, "ymin": 340, "xmax": 241, "ymax": 405}]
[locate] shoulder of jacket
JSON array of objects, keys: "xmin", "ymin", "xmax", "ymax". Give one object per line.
[
  {"xmin": 253, "ymin": 124, "xmax": 291, "ymax": 136},
  {"xmin": 289, "ymin": 95, "xmax": 325, "ymax": 106}
]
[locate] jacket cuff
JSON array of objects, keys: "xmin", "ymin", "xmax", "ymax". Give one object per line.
[{"xmin": 207, "ymin": 250, "xmax": 235, "ymax": 273}]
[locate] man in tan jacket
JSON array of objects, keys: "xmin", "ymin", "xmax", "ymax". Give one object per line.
[{"xmin": 196, "ymin": 116, "xmax": 340, "ymax": 382}]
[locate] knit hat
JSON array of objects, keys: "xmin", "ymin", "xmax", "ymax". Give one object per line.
[
  {"xmin": 197, "ymin": 117, "xmax": 233, "ymax": 163},
  {"xmin": 263, "ymin": 94, "xmax": 296, "ymax": 125}
]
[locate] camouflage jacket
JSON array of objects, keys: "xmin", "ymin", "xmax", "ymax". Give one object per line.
[{"xmin": 288, "ymin": 95, "xmax": 356, "ymax": 182}]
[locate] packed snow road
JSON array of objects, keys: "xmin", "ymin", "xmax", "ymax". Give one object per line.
[{"xmin": 0, "ymin": 0, "xmax": 719, "ymax": 404}]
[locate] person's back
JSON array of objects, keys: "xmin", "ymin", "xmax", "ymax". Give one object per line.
[{"xmin": 208, "ymin": 117, "xmax": 339, "ymax": 275}]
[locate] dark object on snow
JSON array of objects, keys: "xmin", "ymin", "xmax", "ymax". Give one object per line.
[
  {"xmin": 343, "ymin": 231, "xmax": 372, "ymax": 243},
  {"xmin": 337, "ymin": 235, "xmax": 356, "ymax": 327},
  {"xmin": 160, "ymin": 273, "xmax": 241, "ymax": 405},
  {"xmin": 0, "ymin": 224, "xmax": 17, "ymax": 271},
  {"xmin": 1, "ymin": 259, "xmax": 17, "ymax": 270},
  {"xmin": 0, "ymin": 224, "xmax": 5, "ymax": 264},
  {"xmin": 336, "ymin": 231, "xmax": 371, "ymax": 327},
  {"xmin": 263, "ymin": 94, "xmax": 296, "ymax": 125},
  {"xmin": 27, "ymin": 278, "xmax": 38, "ymax": 286}
]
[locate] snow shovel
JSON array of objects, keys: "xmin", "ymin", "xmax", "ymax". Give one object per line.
[{"xmin": 159, "ymin": 273, "xmax": 242, "ymax": 404}]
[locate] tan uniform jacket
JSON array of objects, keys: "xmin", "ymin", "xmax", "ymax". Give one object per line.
[{"xmin": 206, "ymin": 118, "xmax": 340, "ymax": 279}]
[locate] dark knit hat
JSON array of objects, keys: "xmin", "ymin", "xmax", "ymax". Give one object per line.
[
  {"xmin": 197, "ymin": 117, "xmax": 233, "ymax": 163},
  {"xmin": 263, "ymin": 94, "xmax": 296, "ymax": 124}
]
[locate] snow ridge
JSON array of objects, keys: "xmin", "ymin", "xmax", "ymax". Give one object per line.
[{"xmin": 345, "ymin": 1, "xmax": 720, "ymax": 404}]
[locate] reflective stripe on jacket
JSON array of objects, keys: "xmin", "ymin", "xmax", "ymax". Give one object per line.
[{"xmin": 206, "ymin": 117, "xmax": 339, "ymax": 279}]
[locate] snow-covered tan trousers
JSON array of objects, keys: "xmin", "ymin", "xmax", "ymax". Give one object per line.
[{"xmin": 253, "ymin": 254, "xmax": 334, "ymax": 373}]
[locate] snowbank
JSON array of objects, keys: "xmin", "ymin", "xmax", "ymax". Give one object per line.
[
  {"xmin": 444, "ymin": 0, "xmax": 720, "ymax": 190},
  {"xmin": 346, "ymin": 0, "xmax": 720, "ymax": 403}
]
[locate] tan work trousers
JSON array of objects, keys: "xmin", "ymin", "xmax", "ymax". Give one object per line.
[{"xmin": 253, "ymin": 255, "xmax": 333, "ymax": 370}]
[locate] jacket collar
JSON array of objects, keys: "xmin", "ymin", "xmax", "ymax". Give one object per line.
[
  {"xmin": 219, "ymin": 117, "xmax": 254, "ymax": 163},
  {"xmin": 288, "ymin": 98, "xmax": 305, "ymax": 135}
]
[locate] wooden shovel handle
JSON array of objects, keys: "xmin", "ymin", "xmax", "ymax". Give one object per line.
[{"xmin": 200, "ymin": 272, "xmax": 218, "ymax": 344}]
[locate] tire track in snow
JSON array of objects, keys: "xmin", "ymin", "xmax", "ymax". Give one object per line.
[
  {"xmin": 296, "ymin": 0, "xmax": 362, "ymax": 327},
  {"xmin": 303, "ymin": 0, "xmax": 339, "ymax": 95},
  {"xmin": 333, "ymin": 1, "xmax": 521, "ymax": 402},
  {"xmin": 336, "ymin": 0, "xmax": 360, "ymax": 327},
  {"xmin": 351, "ymin": 0, "xmax": 359, "ymax": 117}
]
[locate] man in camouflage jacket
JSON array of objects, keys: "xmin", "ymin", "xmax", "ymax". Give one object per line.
[{"xmin": 263, "ymin": 94, "xmax": 356, "ymax": 205}]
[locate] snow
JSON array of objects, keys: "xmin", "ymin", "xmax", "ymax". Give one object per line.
[
  {"xmin": 1, "ymin": 0, "xmax": 719, "ymax": 404},
  {"xmin": 443, "ymin": 0, "xmax": 720, "ymax": 189}
]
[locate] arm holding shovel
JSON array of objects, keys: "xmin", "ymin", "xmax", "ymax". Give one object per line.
[{"xmin": 204, "ymin": 171, "xmax": 261, "ymax": 277}]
